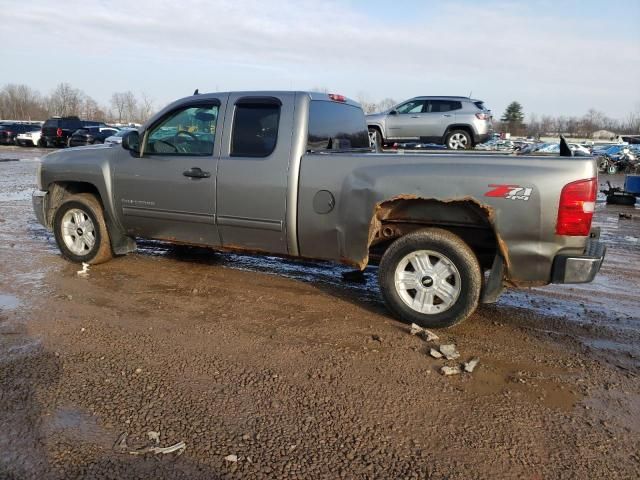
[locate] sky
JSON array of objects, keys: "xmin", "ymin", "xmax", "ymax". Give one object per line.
[{"xmin": 1, "ymin": 0, "xmax": 639, "ymax": 120}]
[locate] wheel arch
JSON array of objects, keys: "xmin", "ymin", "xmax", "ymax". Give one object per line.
[
  {"xmin": 367, "ymin": 122, "xmax": 386, "ymax": 140},
  {"xmin": 443, "ymin": 124, "xmax": 475, "ymax": 144},
  {"xmin": 45, "ymin": 181, "xmax": 135, "ymax": 255},
  {"xmin": 364, "ymin": 196, "xmax": 510, "ymax": 300}
]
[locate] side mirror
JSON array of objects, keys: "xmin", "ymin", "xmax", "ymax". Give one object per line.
[
  {"xmin": 122, "ymin": 130, "xmax": 140, "ymax": 155},
  {"xmin": 389, "ymin": 110, "xmax": 398, "ymax": 115}
]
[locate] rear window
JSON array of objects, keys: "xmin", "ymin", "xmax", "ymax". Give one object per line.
[
  {"xmin": 307, "ymin": 100, "xmax": 370, "ymax": 151},
  {"xmin": 61, "ymin": 119, "xmax": 82, "ymax": 129},
  {"xmin": 474, "ymin": 101, "xmax": 486, "ymax": 110},
  {"xmin": 231, "ymin": 101, "xmax": 281, "ymax": 157},
  {"xmin": 44, "ymin": 119, "xmax": 60, "ymax": 128}
]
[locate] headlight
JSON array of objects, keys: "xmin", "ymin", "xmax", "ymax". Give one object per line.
[{"xmin": 36, "ymin": 162, "xmax": 43, "ymax": 190}]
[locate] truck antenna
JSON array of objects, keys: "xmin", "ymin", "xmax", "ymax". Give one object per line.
[{"xmin": 468, "ymin": 90, "xmax": 472, "ymax": 98}]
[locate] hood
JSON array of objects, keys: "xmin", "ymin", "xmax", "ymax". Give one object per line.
[
  {"xmin": 366, "ymin": 111, "xmax": 388, "ymax": 121},
  {"xmin": 41, "ymin": 143, "xmax": 112, "ymax": 165}
]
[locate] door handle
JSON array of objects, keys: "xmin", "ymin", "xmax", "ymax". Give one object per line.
[{"xmin": 183, "ymin": 167, "xmax": 211, "ymax": 179}]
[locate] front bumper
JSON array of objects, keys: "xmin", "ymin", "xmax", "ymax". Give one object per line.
[
  {"xmin": 32, "ymin": 190, "xmax": 48, "ymax": 228},
  {"xmin": 551, "ymin": 238, "xmax": 606, "ymax": 284}
]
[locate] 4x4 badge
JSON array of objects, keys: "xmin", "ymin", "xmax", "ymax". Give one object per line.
[{"xmin": 485, "ymin": 184, "xmax": 533, "ymax": 201}]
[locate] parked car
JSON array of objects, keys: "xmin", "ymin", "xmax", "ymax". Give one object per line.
[
  {"xmin": 68, "ymin": 127, "xmax": 120, "ymax": 147},
  {"xmin": 367, "ymin": 96, "xmax": 492, "ymax": 150},
  {"xmin": 104, "ymin": 128, "xmax": 136, "ymax": 146},
  {"xmin": 40, "ymin": 116, "xmax": 106, "ymax": 148},
  {"xmin": 16, "ymin": 127, "xmax": 43, "ymax": 147},
  {"xmin": 0, "ymin": 124, "xmax": 41, "ymax": 145},
  {"xmin": 33, "ymin": 91, "xmax": 604, "ymax": 329}
]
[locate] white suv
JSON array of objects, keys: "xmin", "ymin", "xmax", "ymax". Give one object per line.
[{"xmin": 366, "ymin": 96, "xmax": 492, "ymax": 150}]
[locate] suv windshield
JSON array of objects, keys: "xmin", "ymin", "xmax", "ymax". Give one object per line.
[{"xmin": 307, "ymin": 100, "xmax": 369, "ymax": 151}]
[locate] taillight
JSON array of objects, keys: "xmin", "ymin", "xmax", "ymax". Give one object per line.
[
  {"xmin": 328, "ymin": 93, "xmax": 346, "ymax": 103},
  {"xmin": 475, "ymin": 113, "xmax": 490, "ymax": 120},
  {"xmin": 556, "ymin": 178, "xmax": 597, "ymax": 236},
  {"xmin": 56, "ymin": 128, "xmax": 62, "ymax": 137}
]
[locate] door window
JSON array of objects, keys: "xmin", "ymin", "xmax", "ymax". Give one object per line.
[
  {"xmin": 395, "ymin": 100, "xmax": 426, "ymax": 114},
  {"xmin": 145, "ymin": 104, "xmax": 219, "ymax": 155},
  {"xmin": 231, "ymin": 101, "xmax": 281, "ymax": 157}
]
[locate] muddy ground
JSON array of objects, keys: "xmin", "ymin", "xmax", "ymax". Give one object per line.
[{"xmin": 1, "ymin": 146, "xmax": 639, "ymax": 479}]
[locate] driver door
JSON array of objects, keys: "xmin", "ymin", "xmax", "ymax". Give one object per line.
[
  {"xmin": 385, "ymin": 99, "xmax": 426, "ymax": 140},
  {"xmin": 112, "ymin": 96, "xmax": 227, "ymax": 246}
]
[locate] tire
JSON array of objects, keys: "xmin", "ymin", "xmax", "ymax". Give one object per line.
[
  {"xmin": 53, "ymin": 193, "xmax": 113, "ymax": 264},
  {"xmin": 445, "ymin": 130, "xmax": 472, "ymax": 150},
  {"xmin": 606, "ymin": 194, "xmax": 636, "ymax": 206},
  {"xmin": 368, "ymin": 127, "xmax": 383, "ymax": 152},
  {"xmin": 378, "ymin": 228, "xmax": 481, "ymax": 328}
]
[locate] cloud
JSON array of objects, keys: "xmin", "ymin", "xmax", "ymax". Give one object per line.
[{"xmin": 1, "ymin": 0, "xmax": 638, "ymax": 117}]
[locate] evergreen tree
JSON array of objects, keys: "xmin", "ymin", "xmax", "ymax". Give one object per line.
[
  {"xmin": 501, "ymin": 101, "xmax": 525, "ymax": 134},
  {"xmin": 501, "ymin": 101, "xmax": 524, "ymax": 123}
]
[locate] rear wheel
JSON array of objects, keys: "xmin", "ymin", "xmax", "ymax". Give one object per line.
[
  {"xmin": 53, "ymin": 193, "xmax": 113, "ymax": 264},
  {"xmin": 378, "ymin": 228, "xmax": 481, "ymax": 328},
  {"xmin": 445, "ymin": 130, "xmax": 472, "ymax": 150}
]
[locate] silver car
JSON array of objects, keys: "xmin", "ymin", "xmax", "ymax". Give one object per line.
[
  {"xmin": 367, "ymin": 96, "xmax": 492, "ymax": 149},
  {"xmin": 104, "ymin": 128, "xmax": 137, "ymax": 146}
]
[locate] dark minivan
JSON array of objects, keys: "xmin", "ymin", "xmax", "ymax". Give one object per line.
[{"xmin": 40, "ymin": 116, "xmax": 105, "ymax": 147}]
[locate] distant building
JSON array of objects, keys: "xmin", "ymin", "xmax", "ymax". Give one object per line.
[{"xmin": 592, "ymin": 129, "xmax": 617, "ymax": 140}]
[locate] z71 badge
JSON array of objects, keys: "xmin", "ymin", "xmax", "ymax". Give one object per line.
[{"xmin": 484, "ymin": 184, "xmax": 533, "ymax": 201}]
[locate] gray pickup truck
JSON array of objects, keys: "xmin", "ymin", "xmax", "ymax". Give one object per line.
[{"xmin": 32, "ymin": 91, "xmax": 605, "ymax": 328}]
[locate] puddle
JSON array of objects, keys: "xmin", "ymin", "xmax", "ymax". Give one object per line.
[
  {"xmin": 0, "ymin": 293, "xmax": 20, "ymax": 311},
  {"xmin": 43, "ymin": 407, "xmax": 114, "ymax": 448}
]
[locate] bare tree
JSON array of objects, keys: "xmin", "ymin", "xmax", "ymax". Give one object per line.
[
  {"xmin": 377, "ymin": 98, "xmax": 397, "ymax": 112},
  {"xmin": 581, "ymin": 109, "xmax": 607, "ymax": 138},
  {"xmin": 0, "ymin": 84, "xmax": 47, "ymax": 120},
  {"xmin": 123, "ymin": 91, "xmax": 137, "ymax": 123},
  {"xmin": 47, "ymin": 83, "xmax": 85, "ymax": 117},
  {"xmin": 137, "ymin": 92, "xmax": 155, "ymax": 123},
  {"xmin": 356, "ymin": 93, "xmax": 378, "ymax": 114},
  {"xmin": 111, "ymin": 92, "xmax": 126, "ymax": 123}
]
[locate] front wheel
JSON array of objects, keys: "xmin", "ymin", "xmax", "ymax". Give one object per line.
[
  {"xmin": 53, "ymin": 193, "xmax": 113, "ymax": 264},
  {"xmin": 378, "ymin": 228, "xmax": 481, "ymax": 328},
  {"xmin": 445, "ymin": 130, "xmax": 472, "ymax": 150},
  {"xmin": 368, "ymin": 128, "xmax": 383, "ymax": 152}
]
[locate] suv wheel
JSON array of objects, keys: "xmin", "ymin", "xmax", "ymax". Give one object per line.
[
  {"xmin": 378, "ymin": 228, "xmax": 481, "ymax": 328},
  {"xmin": 368, "ymin": 128, "xmax": 382, "ymax": 152},
  {"xmin": 445, "ymin": 130, "xmax": 472, "ymax": 150}
]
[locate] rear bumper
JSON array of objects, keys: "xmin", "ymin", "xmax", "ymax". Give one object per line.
[
  {"xmin": 32, "ymin": 190, "xmax": 48, "ymax": 228},
  {"xmin": 42, "ymin": 136, "xmax": 68, "ymax": 147},
  {"xmin": 551, "ymin": 237, "xmax": 606, "ymax": 284},
  {"xmin": 473, "ymin": 132, "xmax": 490, "ymax": 144}
]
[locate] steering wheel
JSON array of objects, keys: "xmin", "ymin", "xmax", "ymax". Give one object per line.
[
  {"xmin": 176, "ymin": 130, "xmax": 198, "ymax": 141},
  {"xmin": 172, "ymin": 131, "xmax": 199, "ymax": 153},
  {"xmin": 154, "ymin": 139, "xmax": 178, "ymax": 153}
]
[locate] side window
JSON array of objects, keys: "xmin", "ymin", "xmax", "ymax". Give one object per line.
[
  {"xmin": 429, "ymin": 100, "xmax": 463, "ymax": 112},
  {"xmin": 146, "ymin": 104, "xmax": 218, "ymax": 156},
  {"xmin": 231, "ymin": 101, "xmax": 281, "ymax": 157},
  {"xmin": 396, "ymin": 100, "xmax": 425, "ymax": 114}
]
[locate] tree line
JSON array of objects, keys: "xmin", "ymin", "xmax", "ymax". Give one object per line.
[
  {"xmin": 0, "ymin": 83, "xmax": 156, "ymax": 124},
  {"xmin": 498, "ymin": 101, "xmax": 640, "ymax": 139}
]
